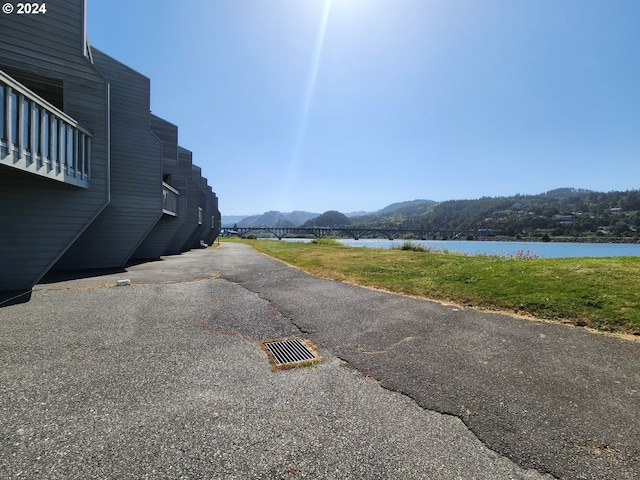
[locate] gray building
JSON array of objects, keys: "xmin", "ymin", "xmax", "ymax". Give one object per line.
[
  {"xmin": 0, "ymin": 0, "xmax": 221, "ymax": 295},
  {"xmin": 53, "ymin": 48, "xmax": 164, "ymax": 271},
  {"xmin": 165, "ymin": 146, "xmax": 200, "ymax": 255},
  {"xmin": 131, "ymin": 115, "xmax": 188, "ymax": 260}
]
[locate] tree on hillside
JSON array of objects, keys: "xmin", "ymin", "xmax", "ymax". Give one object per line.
[
  {"xmin": 347, "ymin": 188, "xmax": 640, "ymax": 239},
  {"xmin": 303, "ymin": 210, "xmax": 351, "ymax": 227}
]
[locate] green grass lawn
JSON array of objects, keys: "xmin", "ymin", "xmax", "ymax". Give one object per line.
[{"xmin": 226, "ymin": 238, "xmax": 640, "ymax": 336}]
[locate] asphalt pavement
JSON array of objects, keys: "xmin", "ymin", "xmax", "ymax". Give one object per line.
[{"xmin": 1, "ymin": 242, "xmax": 637, "ymax": 479}]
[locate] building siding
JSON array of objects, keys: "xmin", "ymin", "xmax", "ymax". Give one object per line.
[
  {"xmin": 53, "ymin": 48, "xmax": 163, "ymax": 270},
  {"xmin": 185, "ymin": 169, "xmax": 209, "ymax": 249},
  {"xmin": 205, "ymin": 188, "xmax": 221, "ymax": 245},
  {"xmin": 0, "ymin": 0, "xmax": 109, "ymax": 291},
  {"xmin": 165, "ymin": 147, "xmax": 200, "ymax": 254},
  {"xmin": 131, "ymin": 115, "xmax": 186, "ymax": 260},
  {"xmin": 0, "ymin": 0, "xmax": 222, "ymax": 292}
]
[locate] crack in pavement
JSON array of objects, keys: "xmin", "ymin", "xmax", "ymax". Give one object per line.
[
  {"xmin": 212, "ymin": 242, "xmax": 640, "ymax": 480},
  {"xmin": 225, "ymin": 279, "xmax": 558, "ymax": 479}
]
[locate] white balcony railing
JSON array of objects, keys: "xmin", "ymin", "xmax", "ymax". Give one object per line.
[
  {"xmin": 162, "ymin": 182, "xmax": 179, "ymax": 216},
  {"xmin": 0, "ymin": 69, "xmax": 92, "ymax": 188}
]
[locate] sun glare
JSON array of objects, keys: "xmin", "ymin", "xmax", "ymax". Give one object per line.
[{"xmin": 280, "ymin": 0, "xmax": 333, "ymax": 208}]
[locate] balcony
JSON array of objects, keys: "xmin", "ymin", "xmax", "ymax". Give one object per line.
[
  {"xmin": 162, "ymin": 182, "xmax": 179, "ymax": 216},
  {"xmin": 0, "ymin": 69, "xmax": 92, "ymax": 188}
]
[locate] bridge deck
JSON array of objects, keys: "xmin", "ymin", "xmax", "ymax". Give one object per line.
[{"xmin": 226, "ymin": 226, "xmax": 479, "ymax": 240}]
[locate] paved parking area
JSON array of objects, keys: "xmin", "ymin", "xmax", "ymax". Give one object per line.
[{"xmin": 1, "ymin": 244, "xmax": 636, "ymax": 478}]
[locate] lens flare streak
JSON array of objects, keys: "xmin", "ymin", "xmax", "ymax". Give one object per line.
[{"xmin": 281, "ymin": 0, "xmax": 332, "ymax": 208}]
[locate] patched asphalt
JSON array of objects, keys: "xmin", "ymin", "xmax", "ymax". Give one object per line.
[{"xmin": 1, "ymin": 243, "xmax": 637, "ymax": 479}]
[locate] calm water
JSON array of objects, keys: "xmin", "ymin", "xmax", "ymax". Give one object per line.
[{"xmin": 281, "ymin": 238, "xmax": 640, "ymax": 258}]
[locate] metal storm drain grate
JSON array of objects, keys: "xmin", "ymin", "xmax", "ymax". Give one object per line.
[{"xmin": 262, "ymin": 339, "xmax": 319, "ymax": 368}]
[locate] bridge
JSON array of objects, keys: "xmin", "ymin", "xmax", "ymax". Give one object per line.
[{"xmin": 226, "ymin": 227, "xmax": 479, "ymax": 240}]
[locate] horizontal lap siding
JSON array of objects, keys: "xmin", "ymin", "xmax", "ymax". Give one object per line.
[
  {"xmin": 54, "ymin": 48, "xmax": 163, "ymax": 270},
  {"xmin": 201, "ymin": 179, "xmax": 213, "ymax": 245},
  {"xmin": 197, "ymin": 173, "xmax": 213, "ymax": 245},
  {"xmin": 203, "ymin": 183, "xmax": 217, "ymax": 245},
  {"xmin": 165, "ymin": 148, "xmax": 199, "ymax": 254},
  {"xmin": 185, "ymin": 168, "xmax": 208, "ymax": 249},
  {"xmin": 0, "ymin": 0, "xmax": 109, "ymax": 291},
  {"xmin": 204, "ymin": 186, "xmax": 218, "ymax": 246},
  {"xmin": 131, "ymin": 115, "xmax": 186, "ymax": 260},
  {"xmin": 209, "ymin": 191, "xmax": 221, "ymax": 244}
]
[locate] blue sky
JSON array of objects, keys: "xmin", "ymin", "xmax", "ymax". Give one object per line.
[{"xmin": 86, "ymin": 0, "xmax": 640, "ymax": 215}]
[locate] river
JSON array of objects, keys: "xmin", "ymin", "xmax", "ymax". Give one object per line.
[{"xmin": 281, "ymin": 238, "xmax": 640, "ymax": 258}]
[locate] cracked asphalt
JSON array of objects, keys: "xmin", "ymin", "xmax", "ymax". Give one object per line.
[{"xmin": 1, "ymin": 243, "xmax": 637, "ymax": 479}]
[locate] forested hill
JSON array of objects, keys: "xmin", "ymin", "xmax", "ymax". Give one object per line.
[
  {"xmin": 229, "ymin": 210, "xmax": 319, "ymax": 228},
  {"xmin": 347, "ymin": 188, "xmax": 640, "ymax": 240}
]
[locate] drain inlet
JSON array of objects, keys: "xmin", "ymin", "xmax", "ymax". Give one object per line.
[{"xmin": 262, "ymin": 339, "xmax": 318, "ymax": 366}]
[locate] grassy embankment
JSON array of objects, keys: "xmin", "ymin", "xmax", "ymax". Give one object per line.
[{"xmin": 226, "ymin": 238, "xmax": 640, "ymax": 336}]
